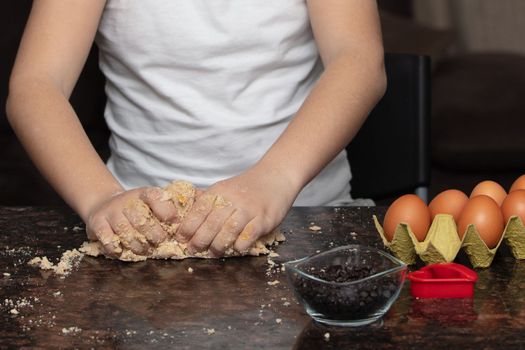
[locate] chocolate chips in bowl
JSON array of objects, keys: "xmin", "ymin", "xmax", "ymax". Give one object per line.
[{"xmin": 284, "ymin": 245, "xmax": 407, "ymax": 326}]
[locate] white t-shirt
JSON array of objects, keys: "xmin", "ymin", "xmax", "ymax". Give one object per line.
[{"xmin": 95, "ymin": 0, "xmax": 352, "ymax": 205}]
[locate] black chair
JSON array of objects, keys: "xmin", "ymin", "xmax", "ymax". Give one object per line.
[{"xmin": 346, "ymin": 53, "xmax": 431, "ymax": 203}]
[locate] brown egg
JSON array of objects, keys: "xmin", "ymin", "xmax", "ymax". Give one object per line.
[
  {"xmin": 501, "ymin": 189, "xmax": 525, "ymax": 224},
  {"xmin": 428, "ymin": 189, "xmax": 469, "ymax": 222},
  {"xmin": 470, "ymin": 180, "xmax": 507, "ymax": 206},
  {"xmin": 457, "ymin": 195, "xmax": 504, "ymax": 248},
  {"xmin": 510, "ymin": 175, "xmax": 525, "ymax": 193},
  {"xmin": 383, "ymin": 194, "xmax": 430, "ymax": 242}
]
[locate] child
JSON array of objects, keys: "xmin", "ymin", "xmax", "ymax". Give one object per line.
[{"xmin": 6, "ymin": 0, "xmax": 386, "ymax": 258}]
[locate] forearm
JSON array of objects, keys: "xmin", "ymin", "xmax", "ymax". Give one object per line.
[
  {"xmin": 256, "ymin": 52, "xmax": 386, "ymax": 192},
  {"xmin": 6, "ymin": 79, "xmax": 122, "ymax": 221}
]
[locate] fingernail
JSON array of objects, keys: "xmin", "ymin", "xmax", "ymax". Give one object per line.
[
  {"xmin": 99, "ymin": 234, "xmax": 114, "ymax": 248},
  {"xmin": 208, "ymin": 249, "xmax": 219, "ymax": 258},
  {"xmin": 144, "ymin": 187, "xmax": 162, "ymax": 200},
  {"xmin": 234, "ymin": 242, "xmax": 250, "ymax": 254},
  {"xmin": 101, "ymin": 237, "xmax": 122, "ymax": 255},
  {"xmin": 147, "ymin": 230, "xmax": 164, "ymax": 245},
  {"xmin": 129, "ymin": 240, "xmax": 145, "ymax": 254}
]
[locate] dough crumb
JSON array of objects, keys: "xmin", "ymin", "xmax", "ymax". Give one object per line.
[
  {"xmin": 187, "ymin": 267, "xmax": 194, "ymax": 273},
  {"xmin": 275, "ymin": 318, "xmax": 282, "ymax": 324},
  {"xmin": 28, "ymin": 256, "xmax": 53, "ymax": 270},
  {"xmin": 53, "ymin": 291, "xmax": 62, "ymax": 297},
  {"xmin": 62, "ymin": 326, "xmax": 82, "ymax": 335},
  {"xmin": 308, "ymin": 225, "xmax": 322, "ymax": 232},
  {"xmin": 3, "ymin": 272, "xmax": 10, "ymax": 277},
  {"xmin": 267, "ymin": 280, "xmax": 280, "ymax": 286},
  {"xmin": 268, "ymin": 251, "xmax": 279, "ymax": 258},
  {"xmin": 28, "ymin": 249, "xmax": 84, "ymax": 276},
  {"xmin": 204, "ymin": 328, "xmax": 215, "ymax": 335},
  {"xmin": 324, "ymin": 332, "xmax": 330, "ymax": 341},
  {"xmin": 10, "ymin": 309, "xmax": 19, "ymax": 315},
  {"xmin": 283, "ymin": 302, "xmax": 291, "ymax": 307},
  {"xmin": 265, "ymin": 258, "xmax": 277, "ymax": 277}
]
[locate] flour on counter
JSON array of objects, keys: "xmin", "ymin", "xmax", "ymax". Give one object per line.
[
  {"xmin": 62, "ymin": 326, "xmax": 82, "ymax": 335},
  {"xmin": 308, "ymin": 225, "xmax": 322, "ymax": 232},
  {"xmin": 28, "ymin": 249, "xmax": 84, "ymax": 276}
]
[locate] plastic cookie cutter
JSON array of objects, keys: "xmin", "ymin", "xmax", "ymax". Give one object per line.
[{"xmin": 407, "ymin": 263, "xmax": 478, "ymax": 298}]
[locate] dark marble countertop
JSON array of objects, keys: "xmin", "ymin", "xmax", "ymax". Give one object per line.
[{"xmin": 1, "ymin": 206, "xmax": 525, "ymax": 349}]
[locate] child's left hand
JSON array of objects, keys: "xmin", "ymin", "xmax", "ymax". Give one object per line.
[{"xmin": 171, "ymin": 167, "xmax": 298, "ymax": 256}]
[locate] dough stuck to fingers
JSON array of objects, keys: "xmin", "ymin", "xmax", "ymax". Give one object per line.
[{"xmin": 80, "ymin": 180, "xmax": 285, "ymax": 262}]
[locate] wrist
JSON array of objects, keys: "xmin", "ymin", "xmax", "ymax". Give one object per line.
[
  {"xmin": 76, "ymin": 183, "xmax": 124, "ymax": 222},
  {"xmin": 252, "ymin": 157, "xmax": 305, "ymax": 199}
]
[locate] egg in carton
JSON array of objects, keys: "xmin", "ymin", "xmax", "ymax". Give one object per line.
[
  {"xmin": 373, "ymin": 214, "xmax": 460, "ymax": 266},
  {"xmin": 373, "ymin": 214, "xmax": 525, "ymax": 268}
]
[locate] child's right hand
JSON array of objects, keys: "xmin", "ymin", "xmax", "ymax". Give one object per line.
[{"xmin": 85, "ymin": 188, "xmax": 170, "ymax": 258}]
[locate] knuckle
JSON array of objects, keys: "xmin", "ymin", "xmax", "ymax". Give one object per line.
[
  {"xmin": 142, "ymin": 187, "xmax": 162, "ymax": 201},
  {"xmin": 88, "ymin": 212, "xmax": 106, "ymax": 227},
  {"xmin": 90, "ymin": 224, "xmax": 110, "ymax": 239},
  {"xmin": 195, "ymin": 205, "xmax": 209, "ymax": 215},
  {"xmin": 197, "ymin": 194, "xmax": 216, "ymax": 209},
  {"xmin": 155, "ymin": 206, "xmax": 178, "ymax": 223},
  {"xmin": 180, "ymin": 216, "xmax": 202, "ymax": 234},
  {"xmin": 203, "ymin": 216, "xmax": 221, "ymax": 231},
  {"xmin": 113, "ymin": 221, "xmax": 131, "ymax": 234},
  {"xmin": 224, "ymin": 217, "xmax": 240, "ymax": 232}
]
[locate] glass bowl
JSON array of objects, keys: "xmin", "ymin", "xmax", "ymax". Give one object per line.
[{"xmin": 284, "ymin": 244, "xmax": 407, "ymax": 326}]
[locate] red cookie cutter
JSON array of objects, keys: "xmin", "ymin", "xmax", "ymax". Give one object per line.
[{"xmin": 407, "ymin": 263, "xmax": 478, "ymax": 298}]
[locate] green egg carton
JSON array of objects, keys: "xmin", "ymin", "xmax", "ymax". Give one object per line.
[
  {"xmin": 373, "ymin": 214, "xmax": 525, "ymax": 268},
  {"xmin": 373, "ymin": 214, "xmax": 461, "ymax": 266},
  {"xmin": 502, "ymin": 216, "xmax": 525, "ymax": 259}
]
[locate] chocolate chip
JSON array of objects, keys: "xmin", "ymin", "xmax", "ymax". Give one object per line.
[{"xmin": 289, "ymin": 263, "xmax": 400, "ymax": 320}]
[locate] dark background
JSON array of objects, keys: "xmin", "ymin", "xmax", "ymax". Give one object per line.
[{"xmin": 1, "ymin": 0, "xmax": 524, "ymax": 207}]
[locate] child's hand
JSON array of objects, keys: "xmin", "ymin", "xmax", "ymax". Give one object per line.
[
  {"xmin": 85, "ymin": 188, "xmax": 169, "ymax": 258},
  {"xmin": 175, "ymin": 167, "xmax": 299, "ymax": 256}
]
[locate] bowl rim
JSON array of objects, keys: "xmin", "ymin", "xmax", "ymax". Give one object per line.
[{"xmin": 283, "ymin": 244, "xmax": 407, "ymax": 286}]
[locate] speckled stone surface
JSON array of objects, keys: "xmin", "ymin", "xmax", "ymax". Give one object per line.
[{"xmin": 1, "ymin": 206, "xmax": 525, "ymax": 349}]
